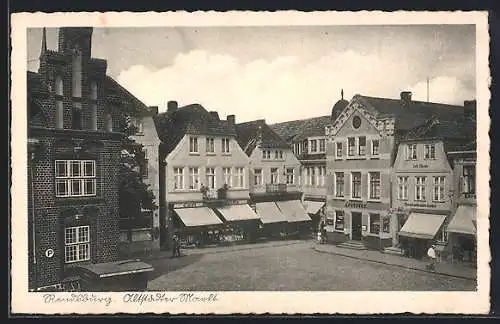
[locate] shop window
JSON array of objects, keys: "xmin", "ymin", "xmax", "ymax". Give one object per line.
[
  {"xmin": 351, "ymin": 172, "xmax": 361, "ymax": 199},
  {"xmin": 382, "ymin": 217, "xmax": 390, "ymax": 233},
  {"xmin": 424, "ymin": 144, "xmax": 436, "ymax": 159},
  {"xmin": 206, "ymin": 138, "xmax": 215, "ymax": 153},
  {"xmin": 253, "ymin": 169, "xmax": 262, "ymax": 185},
  {"xmin": 188, "ymin": 167, "xmax": 200, "ymax": 190},
  {"xmin": 55, "ymin": 160, "xmax": 96, "ymax": 197},
  {"xmin": 65, "ymin": 225, "xmax": 90, "ymax": 263},
  {"xmin": 369, "ymin": 172, "xmax": 381, "ymax": 200},
  {"xmin": 397, "ymin": 176, "xmax": 409, "ymax": 200},
  {"xmin": 189, "ymin": 137, "xmax": 199, "ymax": 153},
  {"xmin": 173, "ymin": 167, "xmax": 184, "ymax": 190},
  {"xmin": 335, "ymin": 172, "xmax": 344, "ymax": 197},
  {"xmin": 369, "ymin": 213, "xmax": 380, "ymax": 234},
  {"xmin": 432, "ymin": 176, "xmax": 446, "ymax": 202},
  {"xmin": 335, "ymin": 211, "xmax": 345, "ymax": 231}
]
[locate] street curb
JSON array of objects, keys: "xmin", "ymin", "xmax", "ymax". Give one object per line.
[{"xmin": 312, "ymin": 247, "xmax": 476, "ymax": 281}]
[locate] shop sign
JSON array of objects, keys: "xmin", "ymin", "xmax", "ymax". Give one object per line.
[
  {"xmin": 345, "ymin": 200, "xmax": 367, "ymax": 209},
  {"xmin": 404, "ymin": 202, "xmax": 437, "ymax": 208},
  {"xmin": 173, "ymin": 201, "xmax": 204, "ymax": 209},
  {"xmin": 227, "ymin": 199, "xmax": 248, "ymax": 205},
  {"xmin": 412, "ymin": 163, "xmax": 429, "ymax": 169}
]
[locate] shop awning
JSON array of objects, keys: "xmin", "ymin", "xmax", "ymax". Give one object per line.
[
  {"xmin": 216, "ymin": 204, "xmax": 260, "ymax": 222},
  {"xmin": 304, "ymin": 200, "xmax": 325, "ymax": 215},
  {"xmin": 399, "ymin": 213, "xmax": 446, "ymax": 240},
  {"xmin": 276, "ymin": 200, "xmax": 312, "ymax": 223},
  {"xmin": 447, "ymin": 205, "xmax": 477, "ymax": 235},
  {"xmin": 255, "ymin": 202, "xmax": 287, "ymax": 224},
  {"xmin": 174, "ymin": 207, "xmax": 223, "ymax": 227}
]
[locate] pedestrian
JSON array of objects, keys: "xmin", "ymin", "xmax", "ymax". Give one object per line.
[
  {"xmin": 172, "ymin": 232, "xmax": 180, "ymax": 258},
  {"xmin": 426, "ymin": 244, "xmax": 437, "ymax": 271},
  {"xmin": 176, "ymin": 234, "xmax": 181, "ymax": 257},
  {"xmin": 321, "ymin": 221, "xmax": 327, "ymax": 244}
]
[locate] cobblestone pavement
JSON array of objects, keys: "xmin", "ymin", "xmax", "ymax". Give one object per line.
[{"xmin": 147, "ymin": 241, "xmax": 476, "ymax": 291}]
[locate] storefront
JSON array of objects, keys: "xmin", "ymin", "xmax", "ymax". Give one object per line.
[
  {"xmin": 215, "ymin": 203, "xmax": 261, "ymax": 244},
  {"xmin": 276, "ymin": 200, "xmax": 313, "ymax": 238},
  {"xmin": 447, "ymin": 205, "xmax": 476, "ymax": 264},
  {"xmin": 304, "ymin": 200, "xmax": 326, "ymax": 232},
  {"xmin": 398, "ymin": 212, "xmax": 447, "ymax": 259},
  {"xmin": 254, "ymin": 202, "xmax": 288, "ymax": 239}
]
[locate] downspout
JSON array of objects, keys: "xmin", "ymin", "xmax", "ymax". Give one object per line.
[{"xmin": 30, "ymin": 151, "xmax": 37, "ymax": 291}]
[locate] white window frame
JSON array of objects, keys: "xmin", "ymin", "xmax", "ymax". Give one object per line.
[
  {"xmin": 461, "ymin": 165, "xmax": 476, "ymax": 194},
  {"xmin": 270, "ymin": 167, "xmax": 279, "ymax": 184},
  {"xmin": 222, "ymin": 138, "xmax": 230, "ymax": 154},
  {"xmin": 334, "ymin": 172, "xmax": 344, "ymax": 198},
  {"xmin": 188, "ymin": 167, "xmax": 200, "ymax": 190},
  {"xmin": 358, "ymin": 136, "xmax": 367, "ymax": 156},
  {"xmin": 397, "ymin": 176, "xmax": 409, "ymax": 200},
  {"xmin": 368, "ymin": 171, "xmax": 381, "ymax": 200},
  {"xmin": 55, "ymin": 160, "xmax": 96, "ymax": 197},
  {"xmin": 206, "ymin": 138, "xmax": 215, "ymax": 153},
  {"xmin": 335, "ymin": 142, "xmax": 343, "ymax": 159},
  {"xmin": 415, "ymin": 176, "xmax": 426, "ymax": 201},
  {"xmin": 206, "ymin": 167, "xmax": 216, "ymax": 189},
  {"xmin": 319, "ymin": 139, "xmax": 326, "ymax": 153},
  {"xmin": 424, "ymin": 144, "xmax": 436, "ymax": 159},
  {"xmin": 254, "ymin": 168, "xmax": 262, "ymax": 186},
  {"xmin": 223, "ymin": 167, "xmax": 232, "ymax": 186},
  {"xmin": 64, "ymin": 225, "xmax": 90, "ymax": 263},
  {"xmin": 432, "ymin": 176, "xmax": 446, "ymax": 202},
  {"xmin": 234, "ymin": 167, "xmax": 245, "ymax": 188},
  {"xmin": 351, "ymin": 172, "xmax": 362, "ymax": 199},
  {"xmin": 348, "ymin": 137, "xmax": 356, "ymax": 156},
  {"xmin": 334, "ymin": 210, "xmax": 345, "ymax": 231},
  {"xmin": 173, "ymin": 167, "xmax": 184, "ymax": 190},
  {"xmin": 371, "ymin": 139, "xmax": 380, "ymax": 156},
  {"xmin": 286, "ymin": 168, "xmax": 295, "ymax": 185},
  {"xmin": 310, "ymin": 140, "xmax": 318, "ymax": 153},
  {"xmin": 406, "ymin": 144, "xmax": 417, "ymax": 160},
  {"xmin": 189, "ymin": 137, "xmax": 199, "ymax": 154}
]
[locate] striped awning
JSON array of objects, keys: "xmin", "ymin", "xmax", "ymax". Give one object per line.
[
  {"xmin": 174, "ymin": 207, "xmax": 223, "ymax": 227},
  {"xmin": 255, "ymin": 202, "xmax": 287, "ymax": 224},
  {"xmin": 399, "ymin": 213, "xmax": 446, "ymax": 240},
  {"xmin": 276, "ymin": 200, "xmax": 312, "ymax": 223},
  {"xmin": 216, "ymin": 204, "xmax": 260, "ymax": 222}
]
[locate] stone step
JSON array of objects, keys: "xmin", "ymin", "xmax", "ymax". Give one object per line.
[
  {"xmin": 383, "ymin": 247, "xmax": 405, "ymax": 256},
  {"xmin": 337, "ymin": 240, "xmax": 367, "ymax": 250}
]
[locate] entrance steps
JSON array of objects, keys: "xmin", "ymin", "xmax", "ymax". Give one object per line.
[
  {"xmin": 383, "ymin": 246, "xmax": 405, "ymax": 256},
  {"xmin": 337, "ymin": 240, "xmax": 367, "ymax": 250}
]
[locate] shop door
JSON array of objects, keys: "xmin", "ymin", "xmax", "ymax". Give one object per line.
[{"xmin": 351, "ymin": 212, "xmax": 362, "ymax": 241}]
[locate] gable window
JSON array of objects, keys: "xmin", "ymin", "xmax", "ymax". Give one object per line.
[
  {"xmin": 461, "ymin": 165, "xmax": 476, "ymax": 196},
  {"xmin": 104, "ymin": 112, "xmax": 113, "ymax": 132},
  {"xmin": 358, "ymin": 136, "xmax": 366, "ymax": 156},
  {"xmin": 433, "ymin": 176, "xmax": 446, "ymax": 202},
  {"xmin": 173, "ymin": 167, "xmax": 184, "ymax": 190},
  {"xmin": 279, "ymin": 150, "xmax": 283, "ymax": 159},
  {"xmin": 65, "ymin": 225, "xmax": 90, "ymax": 263},
  {"xmin": 286, "ymin": 168, "xmax": 295, "ymax": 184},
  {"xmin": 55, "ymin": 75, "xmax": 64, "ymax": 129},
  {"xmin": 406, "ymin": 144, "xmax": 417, "ymax": 160},
  {"xmin": 336, "ymin": 142, "xmax": 343, "ymax": 158},
  {"xmin": 133, "ymin": 118, "xmax": 144, "ymax": 134},
  {"xmin": 351, "ymin": 172, "xmax": 361, "ymax": 199},
  {"xmin": 319, "ymin": 139, "xmax": 326, "ymax": 153},
  {"xmin": 206, "ymin": 138, "xmax": 215, "ymax": 153},
  {"xmin": 424, "ymin": 144, "xmax": 436, "ymax": 159},
  {"xmin": 55, "ymin": 160, "xmax": 96, "ymax": 197},
  {"xmin": 368, "ymin": 172, "xmax": 381, "ymax": 200},
  {"xmin": 222, "ymin": 138, "xmax": 230, "ymax": 154},
  {"xmin": 415, "ymin": 176, "xmax": 426, "ymax": 201},
  {"xmin": 310, "ymin": 140, "xmax": 318, "ymax": 153},
  {"xmin": 262, "ymin": 150, "xmax": 271, "ymax": 159},
  {"xmin": 254, "ymin": 169, "xmax": 262, "ymax": 185},
  {"xmin": 223, "ymin": 167, "xmax": 232, "ymax": 186},
  {"xmin": 71, "ymin": 46, "xmax": 82, "ymax": 98},
  {"xmin": 397, "ymin": 176, "xmax": 409, "ymax": 200},
  {"xmin": 234, "ymin": 167, "xmax": 245, "ymax": 188},
  {"xmin": 270, "ymin": 168, "xmax": 279, "ymax": 184},
  {"xmin": 371, "ymin": 139, "xmax": 379, "ymax": 156},
  {"xmin": 348, "ymin": 137, "xmax": 356, "ymax": 156},
  {"xmin": 90, "ymin": 82, "xmax": 98, "ymax": 131},
  {"xmin": 188, "ymin": 167, "xmax": 200, "ymax": 190},
  {"xmin": 334, "ymin": 172, "xmax": 344, "ymax": 197},
  {"xmin": 189, "ymin": 137, "xmax": 199, "ymax": 153},
  {"xmin": 274, "ymin": 150, "xmax": 279, "ymax": 159},
  {"xmin": 369, "ymin": 214, "xmax": 380, "ymax": 235},
  {"xmin": 335, "ymin": 210, "xmax": 345, "ymax": 231},
  {"xmin": 206, "ymin": 167, "xmax": 216, "ymax": 189},
  {"xmin": 72, "ymin": 103, "xmax": 83, "ymax": 130}
]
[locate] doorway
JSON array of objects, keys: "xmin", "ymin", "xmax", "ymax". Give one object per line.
[{"xmin": 351, "ymin": 212, "xmax": 362, "ymax": 241}]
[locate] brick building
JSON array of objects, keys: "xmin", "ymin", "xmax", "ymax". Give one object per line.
[{"xmin": 27, "ymin": 27, "xmax": 147, "ymax": 290}]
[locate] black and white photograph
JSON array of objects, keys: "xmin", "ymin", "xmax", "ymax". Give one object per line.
[{"xmin": 11, "ymin": 11, "xmax": 490, "ymax": 314}]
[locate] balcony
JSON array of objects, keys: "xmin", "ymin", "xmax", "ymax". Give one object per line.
[{"xmin": 266, "ymin": 183, "xmax": 287, "ymax": 193}]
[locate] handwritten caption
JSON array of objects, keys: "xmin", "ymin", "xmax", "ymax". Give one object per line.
[{"xmin": 42, "ymin": 292, "xmax": 219, "ymax": 307}]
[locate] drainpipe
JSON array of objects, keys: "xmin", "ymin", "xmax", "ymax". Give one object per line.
[{"xmin": 28, "ymin": 143, "xmax": 38, "ymax": 291}]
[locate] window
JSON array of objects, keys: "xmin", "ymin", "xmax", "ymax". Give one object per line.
[
  {"xmin": 274, "ymin": 150, "xmax": 279, "ymax": 159},
  {"xmin": 369, "ymin": 214, "xmax": 380, "ymax": 235},
  {"xmin": 72, "ymin": 102, "xmax": 82, "ymax": 130},
  {"xmin": 253, "ymin": 169, "xmax": 262, "ymax": 186},
  {"xmin": 55, "ymin": 160, "xmax": 96, "ymax": 197},
  {"xmin": 433, "ymin": 176, "xmax": 446, "ymax": 202},
  {"xmin": 334, "ymin": 172, "xmax": 344, "ymax": 197},
  {"xmin": 55, "ymin": 76, "xmax": 64, "ymax": 129},
  {"xmin": 222, "ymin": 138, "xmax": 230, "ymax": 154},
  {"xmin": 140, "ymin": 151, "xmax": 148, "ymax": 179},
  {"xmin": 90, "ymin": 82, "xmax": 98, "ymax": 131},
  {"xmin": 223, "ymin": 167, "xmax": 232, "ymax": 186},
  {"xmin": 173, "ymin": 167, "xmax": 184, "ymax": 190},
  {"xmin": 234, "ymin": 167, "xmax": 245, "ymax": 188},
  {"xmin": 310, "ymin": 140, "xmax": 318, "ymax": 153},
  {"xmin": 270, "ymin": 168, "xmax": 279, "ymax": 184},
  {"xmin": 358, "ymin": 136, "xmax": 366, "ymax": 155},
  {"xmin": 368, "ymin": 172, "xmax": 381, "ymax": 200},
  {"xmin": 65, "ymin": 225, "xmax": 90, "ymax": 263},
  {"xmin": 319, "ymin": 139, "xmax": 326, "ymax": 152},
  {"xmin": 371, "ymin": 140, "xmax": 379, "ymax": 156},
  {"xmin": 462, "ymin": 165, "xmax": 476, "ymax": 194},
  {"xmin": 415, "ymin": 176, "xmax": 426, "ymax": 201},
  {"xmin": 406, "ymin": 144, "xmax": 417, "ymax": 160},
  {"xmin": 424, "ymin": 144, "xmax": 436, "ymax": 159},
  {"xmin": 351, "ymin": 172, "xmax": 361, "ymax": 199},
  {"xmin": 294, "ymin": 143, "xmax": 300, "ymax": 155},
  {"xmin": 189, "ymin": 137, "xmax": 199, "ymax": 153},
  {"xmin": 335, "ymin": 211, "xmax": 345, "ymax": 231},
  {"xmin": 262, "ymin": 150, "xmax": 271, "ymax": 159},
  {"xmin": 279, "ymin": 150, "xmax": 283, "ymax": 159},
  {"xmin": 105, "ymin": 112, "xmax": 113, "ymax": 132},
  {"xmin": 206, "ymin": 138, "xmax": 215, "ymax": 153},
  {"xmin": 286, "ymin": 168, "xmax": 295, "ymax": 184},
  {"xmin": 348, "ymin": 137, "xmax": 356, "ymax": 156},
  {"xmin": 90, "ymin": 82, "xmax": 98, "ymax": 100},
  {"xmin": 71, "ymin": 46, "xmax": 82, "ymax": 98},
  {"xmin": 318, "ymin": 167, "xmax": 326, "ymax": 187},
  {"xmin": 134, "ymin": 118, "xmax": 144, "ymax": 134},
  {"xmin": 206, "ymin": 167, "xmax": 216, "ymax": 189},
  {"xmin": 397, "ymin": 176, "xmax": 409, "ymax": 200},
  {"xmin": 310, "ymin": 167, "xmax": 316, "ymax": 186},
  {"xmin": 336, "ymin": 142, "xmax": 343, "ymax": 158},
  {"xmin": 188, "ymin": 167, "xmax": 200, "ymax": 190},
  {"xmin": 437, "ymin": 224, "xmax": 448, "ymax": 243}
]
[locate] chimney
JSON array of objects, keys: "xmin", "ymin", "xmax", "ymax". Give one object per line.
[
  {"xmin": 227, "ymin": 114, "xmax": 235, "ymax": 126},
  {"xmin": 209, "ymin": 111, "xmax": 220, "ymax": 120},
  {"xmin": 149, "ymin": 106, "xmax": 159, "ymax": 115},
  {"xmin": 400, "ymin": 91, "xmax": 412, "ymax": 108},
  {"xmin": 463, "ymin": 100, "xmax": 477, "ymax": 119},
  {"xmin": 167, "ymin": 101, "xmax": 178, "ymax": 112}
]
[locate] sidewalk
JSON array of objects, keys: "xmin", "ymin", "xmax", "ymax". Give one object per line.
[
  {"xmin": 128, "ymin": 239, "xmax": 306, "ymax": 262},
  {"xmin": 313, "ymin": 243, "xmax": 477, "ymax": 280}
]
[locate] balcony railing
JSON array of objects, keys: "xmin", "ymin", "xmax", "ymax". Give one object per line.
[
  {"xmin": 266, "ymin": 183, "xmax": 287, "ymax": 193},
  {"xmin": 462, "ymin": 192, "xmax": 477, "ymax": 200}
]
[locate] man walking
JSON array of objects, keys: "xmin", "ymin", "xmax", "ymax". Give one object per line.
[
  {"xmin": 172, "ymin": 232, "xmax": 180, "ymax": 258},
  {"xmin": 426, "ymin": 244, "xmax": 437, "ymax": 271}
]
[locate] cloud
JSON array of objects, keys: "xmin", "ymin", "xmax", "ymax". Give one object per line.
[
  {"xmin": 117, "ymin": 49, "xmax": 474, "ymax": 123},
  {"xmin": 408, "ymin": 76, "xmax": 475, "ymax": 105}
]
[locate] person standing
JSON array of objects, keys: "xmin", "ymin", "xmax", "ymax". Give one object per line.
[
  {"xmin": 172, "ymin": 232, "xmax": 180, "ymax": 258},
  {"xmin": 426, "ymin": 244, "xmax": 437, "ymax": 271}
]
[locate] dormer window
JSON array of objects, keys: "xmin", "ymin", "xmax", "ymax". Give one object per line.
[
  {"xmin": 90, "ymin": 82, "xmax": 98, "ymax": 131},
  {"xmin": 71, "ymin": 46, "xmax": 82, "ymax": 98},
  {"xmin": 72, "ymin": 103, "xmax": 82, "ymax": 130},
  {"xmin": 55, "ymin": 75, "xmax": 64, "ymax": 129}
]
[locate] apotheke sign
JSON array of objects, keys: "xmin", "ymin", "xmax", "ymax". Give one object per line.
[{"xmin": 345, "ymin": 200, "xmax": 368, "ymax": 209}]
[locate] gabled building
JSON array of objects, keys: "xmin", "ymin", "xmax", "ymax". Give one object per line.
[
  {"xmin": 154, "ymin": 102, "xmax": 258, "ymax": 248},
  {"xmin": 324, "ymin": 91, "xmax": 469, "ymax": 251},
  {"xmin": 235, "ymin": 119, "xmax": 311, "ymax": 238},
  {"xmin": 27, "ymin": 28, "xmax": 150, "ymax": 290}
]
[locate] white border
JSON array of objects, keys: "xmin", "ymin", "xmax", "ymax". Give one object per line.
[{"xmin": 11, "ymin": 11, "xmax": 490, "ymax": 314}]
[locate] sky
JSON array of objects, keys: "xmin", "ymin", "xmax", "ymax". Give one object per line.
[{"xmin": 27, "ymin": 25, "xmax": 476, "ymax": 124}]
